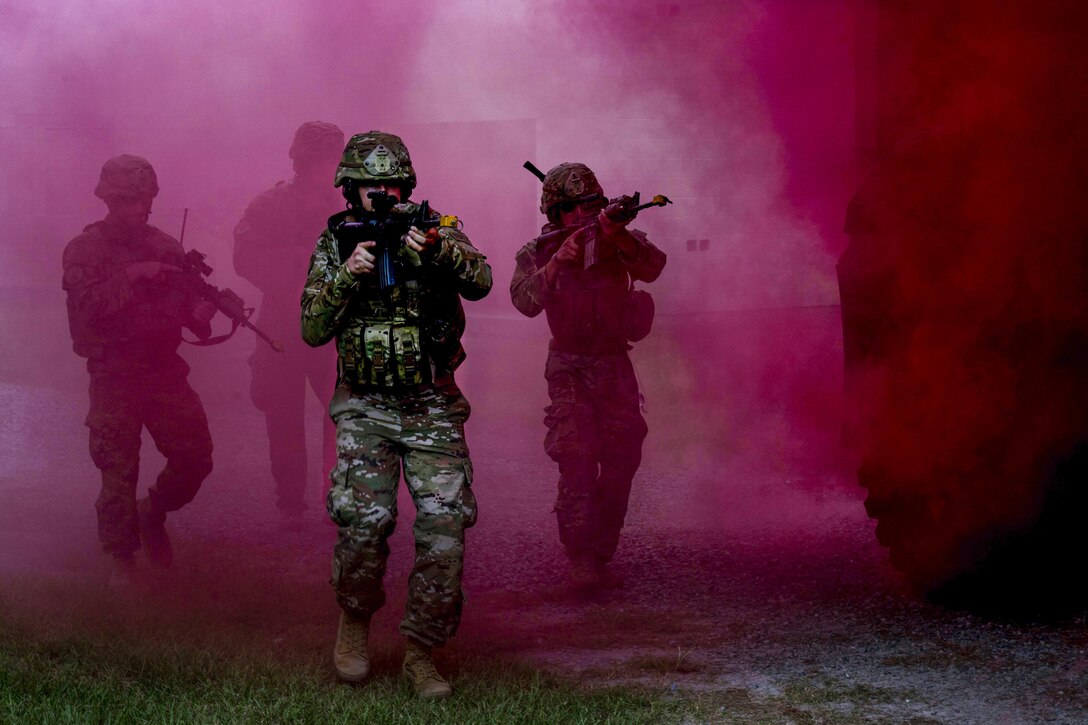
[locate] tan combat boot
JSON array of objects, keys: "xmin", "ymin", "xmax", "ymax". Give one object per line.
[
  {"xmin": 105, "ymin": 553, "xmax": 140, "ymax": 593},
  {"xmin": 403, "ymin": 639, "xmax": 452, "ymax": 699},
  {"xmin": 596, "ymin": 560, "xmax": 624, "ymax": 590},
  {"xmin": 333, "ymin": 611, "xmax": 370, "ymax": 683},
  {"xmin": 568, "ymin": 557, "xmax": 600, "ymax": 590}
]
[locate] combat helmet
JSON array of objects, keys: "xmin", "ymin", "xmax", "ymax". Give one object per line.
[
  {"xmin": 290, "ymin": 121, "xmax": 345, "ymax": 162},
  {"xmin": 540, "ymin": 162, "xmax": 604, "ymax": 217},
  {"xmin": 334, "ymin": 131, "xmax": 416, "ymax": 196},
  {"xmin": 94, "ymin": 154, "xmax": 159, "ymax": 200}
]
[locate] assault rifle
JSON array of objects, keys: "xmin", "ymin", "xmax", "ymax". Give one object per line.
[
  {"xmin": 177, "ymin": 208, "xmax": 283, "ymax": 351},
  {"xmin": 523, "ymin": 161, "xmax": 672, "ymax": 269},
  {"xmin": 180, "ymin": 249, "xmax": 283, "ymax": 351},
  {"xmin": 333, "ymin": 190, "xmax": 455, "ymax": 289}
]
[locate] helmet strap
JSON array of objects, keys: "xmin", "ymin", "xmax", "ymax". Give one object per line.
[{"xmin": 341, "ymin": 179, "xmax": 364, "ymax": 211}]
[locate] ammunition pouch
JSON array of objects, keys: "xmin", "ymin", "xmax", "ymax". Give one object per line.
[
  {"xmin": 423, "ymin": 314, "xmax": 466, "ymax": 372},
  {"xmin": 461, "ymin": 459, "xmax": 477, "ymax": 528},
  {"xmin": 623, "ymin": 286, "xmax": 655, "ymax": 342},
  {"xmin": 340, "ymin": 321, "xmax": 427, "ymax": 388}
]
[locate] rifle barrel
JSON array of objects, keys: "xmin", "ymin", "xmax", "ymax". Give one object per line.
[{"xmin": 523, "ymin": 161, "xmax": 547, "ymax": 182}]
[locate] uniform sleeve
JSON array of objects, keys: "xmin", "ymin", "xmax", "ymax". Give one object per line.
[
  {"xmin": 509, "ymin": 242, "xmax": 549, "ymax": 318},
  {"xmin": 615, "ymin": 228, "xmax": 667, "ymax": 283},
  {"xmin": 61, "ymin": 235, "xmax": 137, "ymax": 330},
  {"xmin": 233, "ymin": 189, "xmax": 285, "ymax": 291},
  {"xmin": 427, "ymin": 227, "xmax": 492, "ymax": 302},
  {"xmin": 300, "ymin": 229, "xmax": 359, "ymax": 347}
]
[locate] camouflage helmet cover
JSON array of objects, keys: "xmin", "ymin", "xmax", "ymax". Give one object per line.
[
  {"xmin": 289, "ymin": 121, "xmax": 345, "ymax": 161},
  {"xmin": 540, "ymin": 162, "xmax": 603, "ymax": 215},
  {"xmin": 334, "ymin": 130, "xmax": 416, "ymax": 192},
  {"xmin": 94, "ymin": 154, "xmax": 159, "ymax": 200}
]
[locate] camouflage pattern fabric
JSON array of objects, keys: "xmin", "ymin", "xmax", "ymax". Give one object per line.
[
  {"xmin": 538, "ymin": 162, "xmax": 604, "ymax": 216},
  {"xmin": 511, "ymin": 216, "xmax": 667, "ymax": 565},
  {"xmin": 326, "ymin": 381, "xmax": 475, "ymax": 647},
  {"xmin": 301, "ymin": 189, "xmax": 491, "ymax": 647},
  {"xmin": 63, "ymin": 218, "xmax": 204, "ymax": 364},
  {"xmin": 95, "ymin": 155, "xmax": 159, "ymax": 200},
  {"xmin": 544, "ymin": 351, "xmax": 647, "ymax": 563},
  {"xmin": 87, "ymin": 370, "xmax": 213, "ymax": 555},
  {"xmin": 334, "ymin": 131, "xmax": 417, "ymax": 192},
  {"xmin": 63, "ymin": 214, "xmax": 215, "ymax": 556},
  {"xmin": 510, "ymin": 225, "xmax": 666, "ymax": 339},
  {"xmin": 301, "ymin": 211, "xmax": 491, "ymax": 379}
]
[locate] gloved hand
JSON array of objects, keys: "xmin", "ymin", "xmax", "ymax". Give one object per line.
[
  {"xmin": 191, "ymin": 299, "xmax": 217, "ymax": 325},
  {"xmin": 405, "ymin": 226, "xmax": 442, "ymax": 256}
]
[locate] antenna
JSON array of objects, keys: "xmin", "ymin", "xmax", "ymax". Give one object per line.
[
  {"xmin": 522, "ymin": 161, "xmax": 546, "ymax": 182},
  {"xmin": 179, "ymin": 207, "xmax": 189, "ymax": 246}
]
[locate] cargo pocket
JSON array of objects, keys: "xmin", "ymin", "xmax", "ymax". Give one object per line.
[
  {"xmin": 461, "ymin": 459, "xmax": 477, "ymax": 529},
  {"xmin": 326, "ymin": 475, "xmax": 357, "ymax": 528},
  {"xmin": 543, "ymin": 402, "xmax": 577, "ymax": 462},
  {"xmin": 330, "ymin": 554, "xmax": 343, "ymax": 588}
]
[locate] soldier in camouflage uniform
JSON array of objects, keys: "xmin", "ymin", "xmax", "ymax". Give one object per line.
[
  {"xmin": 233, "ymin": 121, "xmax": 343, "ymax": 517},
  {"xmin": 62, "ymin": 155, "xmax": 219, "ymax": 576},
  {"xmin": 510, "ymin": 162, "xmax": 666, "ymax": 591},
  {"xmin": 301, "ymin": 131, "xmax": 491, "ymax": 698}
]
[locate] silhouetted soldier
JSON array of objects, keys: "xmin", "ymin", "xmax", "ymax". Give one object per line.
[
  {"xmin": 233, "ymin": 121, "xmax": 343, "ymax": 518},
  {"xmin": 62, "ymin": 155, "xmax": 218, "ymax": 578},
  {"xmin": 511, "ymin": 162, "xmax": 666, "ymax": 591}
]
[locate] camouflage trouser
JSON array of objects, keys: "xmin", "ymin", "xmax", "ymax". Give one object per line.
[
  {"xmin": 248, "ymin": 340, "xmax": 336, "ymax": 510},
  {"xmin": 86, "ymin": 370, "xmax": 214, "ymax": 557},
  {"xmin": 326, "ymin": 380, "xmax": 476, "ymax": 648},
  {"xmin": 543, "ymin": 351, "xmax": 648, "ymax": 564}
]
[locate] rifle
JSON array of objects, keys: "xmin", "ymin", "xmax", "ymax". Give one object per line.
[
  {"xmin": 177, "ymin": 209, "xmax": 283, "ymax": 351},
  {"xmin": 523, "ymin": 161, "xmax": 672, "ymax": 269},
  {"xmin": 333, "ymin": 190, "xmax": 457, "ymax": 289}
]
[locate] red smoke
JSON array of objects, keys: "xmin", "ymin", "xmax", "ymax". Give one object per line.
[
  {"xmin": 16, "ymin": 0, "xmax": 1083, "ymax": 626},
  {"xmin": 840, "ymin": 1, "xmax": 1088, "ymax": 609}
]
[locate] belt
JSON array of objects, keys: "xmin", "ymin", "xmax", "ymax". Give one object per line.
[
  {"xmin": 348, "ymin": 370, "xmax": 455, "ymax": 394},
  {"xmin": 549, "ymin": 337, "xmax": 630, "ymax": 355}
]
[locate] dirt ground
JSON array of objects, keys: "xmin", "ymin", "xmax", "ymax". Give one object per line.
[{"xmin": 2, "ymin": 378, "xmax": 1087, "ymax": 724}]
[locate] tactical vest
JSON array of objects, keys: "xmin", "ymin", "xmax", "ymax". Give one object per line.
[
  {"xmin": 337, "ymin": 270, "xmax": 466, "ymax": 389},
  {"xmin": 64, "ymin": 221, "xmax": 190, "ymax": 361},
  {"xmin": 534, "ymin": 235, "xmax": 631, "ymax": 352}
]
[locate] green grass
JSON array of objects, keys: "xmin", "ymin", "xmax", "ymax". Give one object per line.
[
  {"xmin": 0, "ymin": 570, "xmax": 696, "ymax": 724},
  {"xmin": 0, "ymin": 628, "xmax": 688, "ymax": 725},
  {"xmin": 0, "ymin": 565, "xmax": 931, "ymax": 725},
  {"xmin": 0, "ymin": 620, "xmax": 933, "ymax": 725}
]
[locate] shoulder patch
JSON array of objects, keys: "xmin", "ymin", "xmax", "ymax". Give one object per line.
[
  {"xmin": 437, "ymin": 226, "xmax": 469, "ymax": 244},
  {"xmin": 439, "ymin": 227, "xmax": 485, "ymax": 259},
  {"xmin": 62, "ymin": 266, "xmax": 85, "ymax": 288},
  {"xmin": 515, "ymin": 245, "xmax": 537, "ymax": 268}
]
